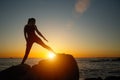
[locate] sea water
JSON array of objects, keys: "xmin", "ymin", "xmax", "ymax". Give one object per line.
[{"xmin": 0, "ymin": 58, "xmax": 120, "ymax": 80}]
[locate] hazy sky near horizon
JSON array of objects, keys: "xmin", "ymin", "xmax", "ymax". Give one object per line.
[{"xmin": 0, "ymin": 0, "xmax": 120, "ymax": 58}]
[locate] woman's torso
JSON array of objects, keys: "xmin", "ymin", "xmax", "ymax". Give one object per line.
[{"xmin": 25, "ymin": 25, "xmax": 37, "ymax": 39}]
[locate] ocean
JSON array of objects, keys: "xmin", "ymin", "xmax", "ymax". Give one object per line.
[{"xmin": 0, "ymin": 58, "xmax": 120, "ymax": 80}]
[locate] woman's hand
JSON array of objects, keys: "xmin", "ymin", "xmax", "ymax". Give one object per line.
[{"xmin": 44, "ymin": 38, "xmax": 48, "ymax": 42}]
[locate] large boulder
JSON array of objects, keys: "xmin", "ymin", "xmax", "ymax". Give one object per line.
[{"xmin": 29, "ymin": 54, "xmax": 79, "ymax": 80}]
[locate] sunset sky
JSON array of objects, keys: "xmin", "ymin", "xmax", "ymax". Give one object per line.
[{"xmin": 0, "ymin": 0, "xmax": 120, "ymax": 58}]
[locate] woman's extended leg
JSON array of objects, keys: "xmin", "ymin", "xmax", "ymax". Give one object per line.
[
  {"xmin": 21, "ymin": 42, "xmax": 33, "ymax": 64},
  {"xmin": 36, "ymin": 38, "xmax": 55, "ymax": 53}
]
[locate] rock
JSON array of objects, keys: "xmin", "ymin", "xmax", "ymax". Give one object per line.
[
  {"xmin": 29, "ymin": 54, "xmax": 79, "ymax": 80},
  {"xmin": 0, "ymin": 54, "xmax": 79, "ymax": 80},
  {"xmin": 104, "ymin": 76, "xmax": 120, "ymax": 80},
  {"xmin": 111, "ymin": 58, "xmax": 120, "ymax": 62},
  {"xmin": 0, "ymin": 64, "xmax": 31, "ymax": 80}
]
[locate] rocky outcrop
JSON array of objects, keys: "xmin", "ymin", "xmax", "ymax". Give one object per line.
[{"xmin": 0, "ymin": 54, "xmax": 79, "ymax": 80}]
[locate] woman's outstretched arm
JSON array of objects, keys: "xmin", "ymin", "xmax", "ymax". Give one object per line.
[{"xmin": 35, "ymin": 26, "xmax": 48, "ymax": 42}]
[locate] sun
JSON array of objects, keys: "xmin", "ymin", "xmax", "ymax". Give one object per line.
[{"xmin": 48, "ymin": 52, "xmax": 56, "ymax": 59}]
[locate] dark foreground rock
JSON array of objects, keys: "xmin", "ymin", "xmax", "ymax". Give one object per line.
[
  {"xmin": 0, "ymin": 54, "xmax": 79, "ymax": 80},
  {"xmin": 0, "ymin": 64, "xmax": 31, "ymax": 80}
]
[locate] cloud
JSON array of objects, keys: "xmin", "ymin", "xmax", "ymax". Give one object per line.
[{"xmin": 75, "ymin": 0, "xmax": 90, "ymax": 14}]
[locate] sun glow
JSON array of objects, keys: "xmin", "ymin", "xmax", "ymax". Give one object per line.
[{"xmin": 48, "ymin": 52, "xmax": 56, "ymax": 59}]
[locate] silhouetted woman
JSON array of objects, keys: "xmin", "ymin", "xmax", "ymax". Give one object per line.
[{"xmin": 21, "ymin": 18, "xmax": 55, "ymax": 64}]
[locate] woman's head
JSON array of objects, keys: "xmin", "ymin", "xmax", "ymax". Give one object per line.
[{"xmin": 28, "ymin": 18, "xmax": 36, "ymax": 25}]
